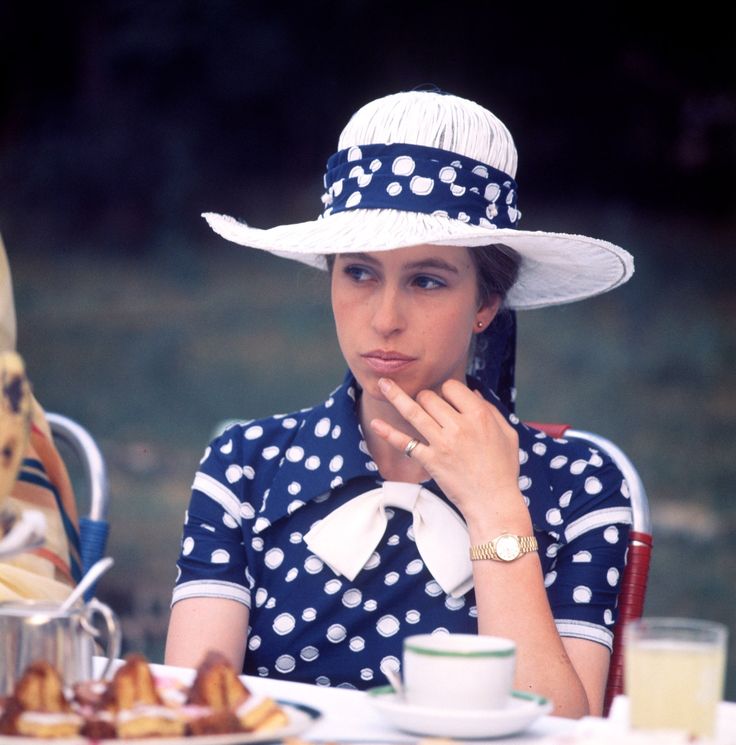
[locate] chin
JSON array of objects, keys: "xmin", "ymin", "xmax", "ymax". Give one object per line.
[
  {"xmin": 364, "ymin": 372, "xmax": 424, "ymax": 401},
  {"xmin": 351, "ymin": 360, "xmax": 455, "ymax": 401},
  {"xmin": 353, "ymin": 371, "xmax": 385, "ymax": 399}
]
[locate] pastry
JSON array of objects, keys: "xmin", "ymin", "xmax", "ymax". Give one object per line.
[
  {"xmin": 183, "ymin": 707, "xmax": 241, "ymax": 736},
  {"xmin": 235, "ymin": 695, "xmax": 289, "ymax": 733},
  {"xmin": 102, "ymin": 653, "xmax": 186, "ymax": 738},
  {"xmin": 186, "ymin": 651, "xmax": 250, "ymax": 710},
  {"xmin": 183, "ymin": 651, "xmax": 251, "ymax": 733},
  {"xmin": 1, "ymin": 650, "xmax": 289, "ymax": 738},
  {"xmin": 0, "ymin": 661, "xmax": 82, "ymax": 737},
  {"xmin": 185, "ymin": 651, "xmax": 287, "ymax": 733}
]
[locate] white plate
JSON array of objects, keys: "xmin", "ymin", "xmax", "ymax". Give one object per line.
[
  {"xmin": 0, "ymin": 700, "xmax": 320, "ymax": 745},
  {"xmin": 367, "ymin": 686, "xmax": 553, "ymax": 739}
]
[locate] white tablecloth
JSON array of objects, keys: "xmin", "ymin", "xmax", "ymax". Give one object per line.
[
  {"xmin": 94, "ymin": 658, "xmax": 736, "ymax": 744},
  {"xmin": 234, "ymin": 672, "xmax": 575, "ymax": 743}
]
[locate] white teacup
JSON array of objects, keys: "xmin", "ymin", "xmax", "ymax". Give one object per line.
[{"xmin": 402, "ymin": 633, "xmax": 516, "ymax": 710}]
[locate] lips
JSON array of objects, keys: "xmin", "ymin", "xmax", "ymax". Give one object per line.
[{"xmin": 361, "ymin": 350, "xmax": 417, "ymax": 374}]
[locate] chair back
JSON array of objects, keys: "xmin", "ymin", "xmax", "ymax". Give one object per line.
[
  {"xmin": 45, "ymin": 413, "xmax": 110, "ymax": 598},
  {"xmin": 527, "ymin": 422, "xmax": 653, "ymax": 716}
]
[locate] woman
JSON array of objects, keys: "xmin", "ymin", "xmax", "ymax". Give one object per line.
[{"xmin": 165, "ymin": 90, "xmax": 635, "ymax": 718}]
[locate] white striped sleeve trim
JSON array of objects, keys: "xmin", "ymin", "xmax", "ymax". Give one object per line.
[
  {"xmin": 192, "ymin": 472, "xmax": 242, "ymax": 524},
  {"xmin": 564, "ymin": 506, "xmax": 632, "ymax": 543},
  {"xmin": 555, "ymin": 619, "xmax": 614, "ymax": 650},
  {"xmin": 171, "ymin": 580, "xmax": 251, "ymax": 608}
]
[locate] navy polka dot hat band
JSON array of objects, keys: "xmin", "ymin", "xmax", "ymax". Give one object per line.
[
  {"xmin": 321, "ymin": 143, "xmax": 521, "ymax": 230},
  {"xmin": 203, "ymin": 90, "xmax": 634, "ymax": 310}
]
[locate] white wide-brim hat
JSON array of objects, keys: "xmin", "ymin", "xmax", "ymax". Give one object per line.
[{"xmin": 203, "ymin": 91, "xmax": 634, "ymax": 310}]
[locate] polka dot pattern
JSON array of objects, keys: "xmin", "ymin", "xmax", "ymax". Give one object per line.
[
  {"xmin": 262, "ymin": 548, "xmax": 282, "ymax": 568},
  {"xmin": 285, "ymin": 446, "xmax": 304, "ymax": 463},
  {"xmin": 342, "ymin": 589, "xmax": 362, "ymax": 608},
  {"xmin": 301, "ymin": 646, "xmax": 319, "ymax": 661},
  {"xmin": 327, "ymin": 624, "xmax": 347, "ymax": 643},
  {"xmin": 273, "ymin": 613, "xmax": 295, "ymax": 635},
  {"xmin": 174, "ymin": 372, "xmax": 632, "ymax": 689},
  {"xmin": 275, "ymin": 655, "xmax": 295, "ymax": 674},
  {"xmin": 376, "ymin": 615, "xmax": 400, "ymax": 637},
  {"xmin": 349, "ymin": 636, "xmax": 365, "ymax": 652},
  {"xmin": 324, "ymin": 579, "xmax": 342, "ymax": 595},
  {"xmin": 322, "ymin": 143, "xmax": 521, "ymax": 229}
]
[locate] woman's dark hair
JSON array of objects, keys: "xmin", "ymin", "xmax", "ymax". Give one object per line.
[
  {"xmin": 468, "ymin": 243, "xmax": 521, "ymax": 308},
  {"xmin": 324, "ymin": 244, "xmax": 521, "ymax": 308}
]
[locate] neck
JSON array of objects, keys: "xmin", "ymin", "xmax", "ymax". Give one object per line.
[{"xmin": 358, "ymin": 391, "xmax": 430, "ymax": 483}]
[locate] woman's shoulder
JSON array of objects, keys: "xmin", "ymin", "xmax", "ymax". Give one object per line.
[
  {"xmin": 193, "ymin": 407, "xmax": 322, "ymax": 506},
  {"xmin": 522, "ymin": 424, "xmax": 614, "ymax": 468},
  {"xmin": 518, "ymin": 426, "xmax": 632, "ymax": 557},
  {"xmin": 520, "ymin": 423, "xmax": 629, "ymax": 516},
  {"xmin": 202, "ymin": 374, "xmax": 359, "ymax": 469},
  {"xmin": 207, "ymin": 406, "xmax": 317, "ymax": 462}
]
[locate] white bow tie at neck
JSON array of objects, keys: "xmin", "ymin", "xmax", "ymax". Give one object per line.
[{"xmin": 303, "ymin": 481, "xmax": 473, "ymax": 598}]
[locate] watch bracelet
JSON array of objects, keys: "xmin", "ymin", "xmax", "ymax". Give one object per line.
[{"xmin": 469, "ymin": 534, "xmax": 538, "ymax": 561}]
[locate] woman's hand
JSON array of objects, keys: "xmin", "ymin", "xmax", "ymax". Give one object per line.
[{"xmin": 370, "ymin": 377, "xmax": 530, "ymax": 532}]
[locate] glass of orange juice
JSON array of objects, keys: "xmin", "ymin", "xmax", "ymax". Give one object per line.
[{"xmin": 624, "ymin": 617, "xmax": 728, "ymax": 738}]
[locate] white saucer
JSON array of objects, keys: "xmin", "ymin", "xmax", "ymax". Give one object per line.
[{"xmin": 367, "ymin": 686, "xmax": 553, "ymax": 739}]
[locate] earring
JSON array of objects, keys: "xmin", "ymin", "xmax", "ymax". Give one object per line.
[{"xmin": 476, "ymin": 322, "xmax": 484, "ymax": 329}]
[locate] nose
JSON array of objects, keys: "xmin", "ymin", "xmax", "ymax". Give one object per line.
[{"xmin": 370, "ymin": 284, "xmax": 405, "ymax": 338}]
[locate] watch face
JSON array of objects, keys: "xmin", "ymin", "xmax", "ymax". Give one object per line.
[{"xmin": 495, "ymin": 534, "xmax": 521, "ymax": 561}]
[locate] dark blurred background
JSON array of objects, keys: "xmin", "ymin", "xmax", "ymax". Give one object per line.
[{"xmin": 1, "ymin": 0, "xmax": 735, "ymax": 696}]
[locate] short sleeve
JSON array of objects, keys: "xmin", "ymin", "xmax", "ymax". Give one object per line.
[
  {"xmin": 544, "ymin": 453, "xmax": 632, "ymax": 650},
  {"xmin": 172, "ymin": 427, "xmax": 251, "ymax": 608}
]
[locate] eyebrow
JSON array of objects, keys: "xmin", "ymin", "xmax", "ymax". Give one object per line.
[{"xmin": 340, "ymin": 252, "xmax": 460, "ymax": 274}]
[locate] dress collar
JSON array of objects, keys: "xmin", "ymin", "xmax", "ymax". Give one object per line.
[{"xmin": 254, "ymin": 371, "xmax": 378, "ymax": 533}]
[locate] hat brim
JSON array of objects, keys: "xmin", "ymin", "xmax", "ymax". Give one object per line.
[{"xmin": 203, "ymin": 210, "xmax": 633, "ymax": 310}]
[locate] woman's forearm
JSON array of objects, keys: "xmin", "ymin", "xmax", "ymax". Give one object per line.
[{"xmin": 470, "ymin": 550, "xmax": 590, "ymax": 718}]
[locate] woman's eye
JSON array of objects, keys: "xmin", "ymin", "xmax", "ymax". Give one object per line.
[
  {"xmin": 344, "ymin": 265, "xmax": 374, "ymax": 282},
  {"xmin": 413, "ymin": 275, "xmax": 446, "ymax": 290}
]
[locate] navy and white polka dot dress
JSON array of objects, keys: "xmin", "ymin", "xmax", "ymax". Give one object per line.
[{"xmin": 172, "ymin": 372, "xmax": 632, "ymax": 689}]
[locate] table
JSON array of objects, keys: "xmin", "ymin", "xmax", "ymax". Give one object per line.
[
  {"xmin": 149, "ymin": 662, "xmax": 575, "ymax": 743},
  {"xmin": 96, "ymin": 660, "xmax": 736, "ymax": 744}
]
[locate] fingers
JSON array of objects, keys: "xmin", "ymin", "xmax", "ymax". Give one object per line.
[
  {"xmin": 375, "ymin": 377, "xmax": 517, "ymax": 457},
  {"xmin": 378, "ymin": 377, "xmax": 479, "ymax": 430},
  {"xmin": 377, "ymin": 378, "xmax": 443, "ymax": 438},
  {"xmin": 441, "ymin": 378, "xmax": 492, "ymax": 414},
  {"xmin": 378, "ymin": 377, "xmax": 511, "ymax": 432},
  {"xmin": 444, "ymin": 380, "xmax": 516, "ymax": 432},
  {"xmin": 370, "ymin": 417, "xmax": 425, "ymax": 460},
  {"xmin": 415, "ymin": 388, "xmax": 458, "ymax": 425}
]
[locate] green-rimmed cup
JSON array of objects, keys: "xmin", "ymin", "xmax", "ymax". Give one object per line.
[{"xmin": 402, "ymin": 633, "xmax": 516, "ymax": 710}]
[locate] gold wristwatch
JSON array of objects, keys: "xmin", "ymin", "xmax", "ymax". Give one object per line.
[{"xmin": 469, "ymin": 533, "xmax": 538, "ymax": 562}]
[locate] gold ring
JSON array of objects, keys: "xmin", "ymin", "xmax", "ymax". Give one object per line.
[{"xmin": 404, "ymin": 438, "xmax": 420, "ymax": 458}]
